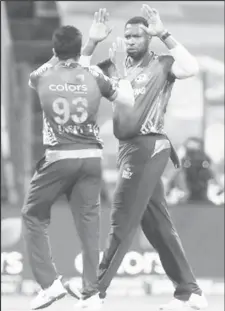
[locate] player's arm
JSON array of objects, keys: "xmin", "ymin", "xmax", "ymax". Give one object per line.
[
  {"xmin": 94, "ymin": 39, "xmax": 133, "ymax": 106},
  {"xmin": 80, "ymin": 8, "xmax": 113, "ymax": 68},
  {"xmin": 93, "ymin": 69, "xmax": 134, "ymax": 107},
  {"xmin": 159, "ymin": 34, "xmax": 199, "ymax": 79},
  {"xmin": 141, "ymin": 4, "xmax": 199, "ymax": 79}
]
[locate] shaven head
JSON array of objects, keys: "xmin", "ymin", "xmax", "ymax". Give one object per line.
[
  {"xmin": 124, "ymin": 16, "xmax": 151, "ymax": 61},
  {"xmin": 52, "ymin": 26, "xmax": 82, "ymax": 60},
  {"xmin": 125, "ymin": 16, "xmax": 149, "ymax": 29}
]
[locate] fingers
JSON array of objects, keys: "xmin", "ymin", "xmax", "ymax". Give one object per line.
[
  {"xmin": 116, "ymin": 37, "xmax": 126, "ymax": 51},
  {"xmin": 109, "ymin": 47, "xmax": 115, "ymax": 61},
  {"xmin": 110, "ymin": 37, "xmax": 126, "ymax": 54},
  {"xmin": 139, "ymin": 24, "xmax": 150, "ymax": 34},
  {"xmin": 109, "ymin": 37, "xmax": 126, "ymax": 62},
  {"xmin": 99, "ymin": 8, "xmax": 105, "ymax": 23},
  {"xmin": 105, "ymin": 11, "xmax": 110, "ymax": 22},
  {"xmin": 112, "ymin": 42, "xmax": 117, "ymax": 52},
  {"xmin": 152, "ymin": 8, "xmax": 159, "ymax": 15},
  {"xmin": 142, "ymin": 4, "xmax": 154, "ymax": 14},
  {"xmin": 141, "ymin": 4, "xmax": 157, "ymax": 19},
  {"xmin": 94, "ymin": 11, "xmax": 98, "ymax": 22},
  {"xmin": 94, "ymin": 8, "xmax": 108, "ymax": 23}
]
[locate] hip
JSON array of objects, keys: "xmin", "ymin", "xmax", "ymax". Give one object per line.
[
  {"xmin": 117, "ymin": 134, "xmax": 171, "ymax": 168},
  {"xmin": 45, "ymin": 148, "xmax": 103, "ymax": 163}
]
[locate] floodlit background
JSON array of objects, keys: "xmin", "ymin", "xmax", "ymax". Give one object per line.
[{"xmin": 1, "ymin": 2, "xmax": 224, "ymax": 310}]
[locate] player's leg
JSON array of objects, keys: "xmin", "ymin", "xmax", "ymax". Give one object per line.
[
  {"xmin": 95, "ymin": 146, "xmax": 171, "ymax": 295},
  {"xmin": 22, "ymin": 157, "xmax": 82, "ymax": 309},
  {"xmin": 67, "ymin": 157, "xmax": 102, "ymax": 292},
  {"xmin": 141, "ymin": 180, "xmax": 207, "ymax": 309}
]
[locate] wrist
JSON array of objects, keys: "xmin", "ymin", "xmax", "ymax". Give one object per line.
[
  {"xmin": 88, "ymin": 38, "xmax": 98, "ymax": 47},
  {"xmin": 159, "ymin": 29, "xmax": 172, "ymax": 41}
]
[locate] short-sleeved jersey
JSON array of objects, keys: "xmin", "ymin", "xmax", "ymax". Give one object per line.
[
  {"xmin": 29, "ymin": 60, "xmax": 117, "ymax": 150},
  {"xmin": 112, "ymin": 52, "xmax": 175, "ymax": 140}
]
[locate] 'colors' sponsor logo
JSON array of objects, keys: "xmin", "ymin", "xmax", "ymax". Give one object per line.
[
  {"xmin": 75, "ymin": 251, "xmax": 165, "ymax": 276},
  {"xmin": 49, "ymin": 83, "xmax": 87, "ymax": 93}
]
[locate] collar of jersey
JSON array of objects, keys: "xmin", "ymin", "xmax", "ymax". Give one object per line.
[
  {"xmin": 126, "ymin": 51, "xmax": 155, "ymax": 69},
  {"xmin": 58, "ymin": 59, "xmax": 80, "ymax": 67}
]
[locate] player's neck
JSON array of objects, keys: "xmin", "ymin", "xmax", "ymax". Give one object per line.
[
  {"xmin": 129, "ymin": 51, "xmax": 149, "ymax": 66},
  {"xmin": 59, "ymin": 57, "xmax": 79, "ymax": 64}
]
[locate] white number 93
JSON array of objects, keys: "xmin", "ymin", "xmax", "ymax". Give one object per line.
[{"xmin": 52, "ymin": 97, "xmax": 88, "ymax": 125}]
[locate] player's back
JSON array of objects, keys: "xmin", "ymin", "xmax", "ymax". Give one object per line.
[{"xmin": 31, "ymin": 61, "xmax": 105, "ymax": 150}]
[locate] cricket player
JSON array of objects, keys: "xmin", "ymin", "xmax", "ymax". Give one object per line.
[
  {"xmin": 73, "ymin": 5, "xmax": 208, "ymax": 311},
  {"xmin": 22, "ymin": 9, "xmax": 135, "ymax": 310}
]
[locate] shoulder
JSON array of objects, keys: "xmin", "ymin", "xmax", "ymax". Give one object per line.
[
  {"xmin": 155, "ymin": 52, "xmax": 174, "ymax": 65},
  {"xmin": 32, "ymin": 63, "xmax": 53, "ymax": 78},
  {"xmin": 29, "ymin": 63, "xmax": 53, "ymax": 90},
  {"xmin": 154, "ymin": 52, "xmax": 175, "ymax": 80}
]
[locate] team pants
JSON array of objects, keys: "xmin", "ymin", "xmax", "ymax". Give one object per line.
[
  {"xmin": 22, "ymin": 156, "xmax": 102, "ymax": 290},
  {"xmin": 141, "ymin": 181, "xmax": 201, "ymax": 300},
  {"xmin": 83, "ymin": 135, "xmax": 201, "ymax": 300}
]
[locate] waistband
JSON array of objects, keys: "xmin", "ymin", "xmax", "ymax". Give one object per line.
[
  {"xmin": 45, "ymin": 148, "xmax": 103, "ymax": 163},
  {"xmin": 118, "ymin": 134, "xmax": 180, "ymax": 169}
]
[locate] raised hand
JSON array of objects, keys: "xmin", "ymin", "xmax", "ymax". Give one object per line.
[
  {"xmin": 109, "ymin": 37, "xmax": 127, "ymax": 78},
  {"xmin": 140, "ymin": 4, "xmax": 165, "ymax": 37},
  {"xmin": 89, "ymin": 8, "xmax": 113, "ymax": 43}
]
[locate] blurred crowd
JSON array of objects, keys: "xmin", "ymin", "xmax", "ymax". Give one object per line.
[{"xmin": 164, "ymin": 137, "xmax": 224, "ymax": 206}]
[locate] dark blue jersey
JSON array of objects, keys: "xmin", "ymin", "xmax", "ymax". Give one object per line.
[
  {"xmin": 113, "ymin": 52, "xmax": 175, "ymax": 140},
  {"xmin": 29, "ymin": 60, "xmax": 117, "ymax": 150}
]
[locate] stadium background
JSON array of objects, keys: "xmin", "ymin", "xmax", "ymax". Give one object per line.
[{"xmin": 1, "ymin": 1, "xmax": 224, "ymax": 310}]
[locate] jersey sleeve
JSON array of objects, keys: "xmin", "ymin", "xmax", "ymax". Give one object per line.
[
  {"xmin": 159, "ymin": 55, "xmax": 176, "ymax": 82},
  {"xmin": 89, "ymin": 68, "xmax": 118, "ymax": 101},
  {"xmin": 28, "ymin": 62, "xmax": 53, "ymax": 90},
  {"xmin": 79, "ymin": 55, "xmax": 92, "ymax": 67}
]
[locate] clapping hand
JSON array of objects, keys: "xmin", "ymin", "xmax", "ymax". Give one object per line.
[
  {"xmin": 109, "ymin": 37, "xmax": 127, "ymax": 78},
  {"xmin": 140, "ymin": 4, "xmax": 166, "ymax": 37},
  {"xmin": 89, "ymin": 8, "xmax": 113, "ymax": 43}
]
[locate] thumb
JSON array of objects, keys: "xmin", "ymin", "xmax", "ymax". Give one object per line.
[
  {"xmin": 107, "ymin": 25, "xmax": 114, "ymax": 35},
  {"xmin": 139, "ymin": 24, "xmax": 150, "ymax": 34},
  {"xmin": 109, "ymin": 48, "xmax": 115, "ymax": 61}
]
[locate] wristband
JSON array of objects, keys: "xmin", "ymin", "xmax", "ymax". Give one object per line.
[{"xmin": 160, "ymin": 30, "xmax": 172, "ymax": 41}]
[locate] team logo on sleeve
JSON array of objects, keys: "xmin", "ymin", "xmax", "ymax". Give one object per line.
[
  {"xmin": 122, "ymin": 164, "xmax": 134, "ymax": 179},
  {"xmin": 110, "ymin": 77, "xmax": 119, "ymax": 91},
  {"xmin": 34, "ymin": 63, "xmax": 52, "ymax": 77},
  {"xmin": 135, "ymin": 74, "xmax": 148, "ymax": 84}
]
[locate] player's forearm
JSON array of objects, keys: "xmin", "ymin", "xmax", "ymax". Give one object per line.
[
  {"xmin": 114, "ymin": 80, "xmax": 135, "ymax": 107},
  {"xmin": 80, "ymin": 38, "xmax": 99, "ymax": 67},
  {"xmin": 159, "ymin": 31, "xmax": 199, "ymax": 78},
  {"xmin": 82, "ymin": 38, "xmax": 98, "ymax": 56}
]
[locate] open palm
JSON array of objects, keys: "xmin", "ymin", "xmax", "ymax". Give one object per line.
[
  {"xmin": 141, "ymin": 4, "xmax": 165, "ymax": 36},
  {"xmin": 109, "ymin": 37, "xmax": 127, "ymax": 78},
  {"xmin": 89, "ymin": 8, "xmax": 113, "ymax": 43}
]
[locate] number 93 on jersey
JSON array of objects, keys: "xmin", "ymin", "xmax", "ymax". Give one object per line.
[{"xmin": 52, "ymin": 97, "xmax": 88, "ymax": 125}]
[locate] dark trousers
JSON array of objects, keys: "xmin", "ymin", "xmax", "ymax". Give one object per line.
[
  {"xmin": 22, "ymin": 156, "xmax": 102, "ymax": 290},
  {"xmin": 141, "ymin": 181, "xmax": 201, "ymax": 300},
  {"xmin": 86, "ymin": 136, "xmax": 201, "ymax": 300}
]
